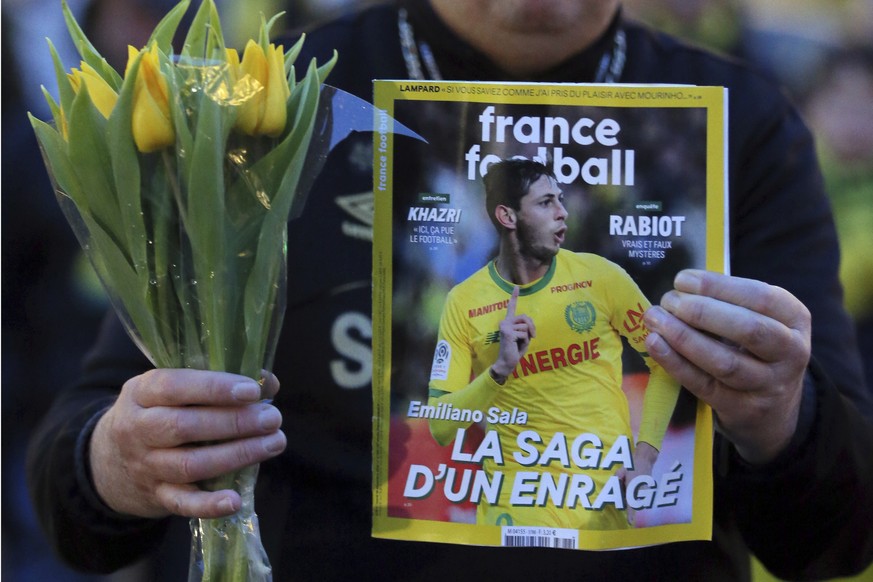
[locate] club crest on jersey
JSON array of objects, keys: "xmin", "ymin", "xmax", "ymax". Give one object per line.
[
  {"xmin": 430, "ymin": 340, "xmax": 451, "ymax": 381},
  {"xmin": 565, "ymin": 301, "xmax": 596, "ymax": 333}
]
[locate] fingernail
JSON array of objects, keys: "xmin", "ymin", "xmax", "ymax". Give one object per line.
[
  {"xmin": 675, "ymin": 270, "xmax": 702, "ymax": 292},
  {"xmin": 258, "ymin": 406, "xmax": 282, "ymax": 431},
  {"xmin": 644, "ymin": 306, "xmax": 664, "ymax": 327},
  {"xmin": 646, "ymin": 332, "xmax": 671, "ymax": 357},
  {"xmin": 259, "ymin": 371, "xmax": 280, "ymax": 398},
  {"xmin": 661, "ymin": 291, "xmax": 679, "ymax": 312},
  {"xmin": 217, "ymin": 496, "xmax": 237, "ymax": 514},
  {"xmin": 263, "ymin": 432, "xmax": 286, "ymax": 454},
  {"xmin": 232, "ymin": 381, "xmax": 260, "ymax": 402}
]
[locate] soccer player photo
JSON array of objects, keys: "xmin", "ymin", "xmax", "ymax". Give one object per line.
[{"xmin": 426, "ymin": 158, "xmax": 680, "ymax": 531}]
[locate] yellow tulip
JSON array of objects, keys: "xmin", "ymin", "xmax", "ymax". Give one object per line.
[
  {"xmin": 68, "ymin": 63, "xmax": 118, "ymax": 119},
  {"xmin": 217, "ymin": 48, "xmax": 251, "ymax": 106},
  {"xmin": 226, "ymin": 48, "xmax": 241, "ymax": 82},
  {"xmin": 233, "ymin": 40, "xmax": 290, "ymax": 137},
  {"xmin": 127, "ymin": 44, "xmax": 174, "ymax": 153}
]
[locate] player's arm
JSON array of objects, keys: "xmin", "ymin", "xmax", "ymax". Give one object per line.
[
  {"xmin": 610, "ymin": 271, "xmax": 680, "ymax": 524},
  {"xmin": 637, "ymin": 358, "xmax": 681, "ymax": 452},
  {"xmin": 428, "ymin": 373, "xmax": 502, "ymax": 446},
  {"xmin": 428, "ymin": 286, "xmax": 535, "ymax": 445},
  {"xmin": 609, "ymin": 266, "xmax": 681, "ymax": 452}
]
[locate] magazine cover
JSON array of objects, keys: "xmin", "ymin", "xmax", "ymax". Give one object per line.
[{"xmin": 372, "ymin": 81, "xmax": 727, "ymax": 551}]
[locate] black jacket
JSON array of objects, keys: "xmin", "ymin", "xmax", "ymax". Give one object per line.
[{"xmin": 27, "ymin": 3, "xmax": 873, "ymax": 580}]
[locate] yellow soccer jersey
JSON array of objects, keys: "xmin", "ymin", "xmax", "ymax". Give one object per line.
[{"xmin": 428, "ymin": 249, "xmax": 678, "ymax": 530}]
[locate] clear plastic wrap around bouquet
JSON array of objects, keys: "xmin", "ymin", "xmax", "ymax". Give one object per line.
[{"xmin": 28, "ymin": 1, "xmax": 341, "ymax": 580}]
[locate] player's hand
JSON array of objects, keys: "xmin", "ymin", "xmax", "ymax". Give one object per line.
[
  {"xmin": 89, "ymin": 369, "xmax": 284, "ymax": 519},
  {"xmin": 617, "ymin": 441, "xmax": 659, "ymax": 526},
  {"xmin": 643, "ymin": 270, "xmax": 811, "ymax": 464},
  {"xmin": 492, "ymin": 285, "xmax": 536, "ymax": 381}
]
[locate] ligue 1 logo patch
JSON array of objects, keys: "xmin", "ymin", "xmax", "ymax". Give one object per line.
[
  {"xmin": 430, "ymin": 340, "xmax": 451, "ymax": 381},
  {"xmin": 565, "ymin": 301, "xmax": 596, "ymax": 333}
]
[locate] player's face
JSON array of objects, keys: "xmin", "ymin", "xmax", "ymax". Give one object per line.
[{"xmin": 515, "ymin": 174, "xmax": 567, "ymax": 262}]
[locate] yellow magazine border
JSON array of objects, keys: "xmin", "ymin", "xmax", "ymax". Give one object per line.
[{"xmin": 373, "ymin": 81, "xmax": 725, "ymax": 550}]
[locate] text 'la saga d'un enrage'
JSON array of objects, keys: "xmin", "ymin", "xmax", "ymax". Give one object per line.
[{"xmin": 402, "ymin": 401, "xmax": 685, "ymax": 514}]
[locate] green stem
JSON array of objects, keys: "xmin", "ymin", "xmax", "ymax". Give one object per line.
[
  {"xmin": 151, "ymin": 151, "xmax": 179, "ymax": 367},
  {"xmin": 196, "ymin": 465, "xmax": 268, "ymax": 582},
  {"xmin": 163, "ymin": 149, "xmax": 189, "ymax": 228}
]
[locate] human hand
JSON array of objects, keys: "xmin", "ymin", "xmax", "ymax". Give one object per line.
[
  {"xmin": 89, "ymin": 369, "xmax": 284, "ymax": 519},
  {"xmin": 491, "ymin": 285, "xmax": 536, "ymax": 381},
  {"xmin": 643, "ymin": 270, "xmax": 811, "ymax": 464}
]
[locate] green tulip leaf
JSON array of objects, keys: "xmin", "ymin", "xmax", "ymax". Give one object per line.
[
  {"xmin": 84, "ymin": 212, "xmax": 170, "ymax": 366},
  {"xmin": 61, "ymin": 0, "xmax": 122, "ymax": 89},
  {"xmin": 147, "ymin": 0, "xmax": 192, "ymax": 54},
  {"xmin": 183, "ymin": 0, "xmax": 226, "ymax": 61},
  {"xmin": 107, "ymin": 54, "xmax": 148, "ymax": 276},
  {"xmin": 67, "ymin": 88, "xmax": 129, "ymax": 264},
  {"xmin": 185, "ymin": 94, "xmax": 232, "ymax": 370},
  {"xmin": 48, "ymin": 40, "xmax": 77, "ymax": 117},
  {"xmin": 316, "ymin": 51, "xmax": 338, "ymax": 84},
  {"xmin": 29, "ymin": 115, "xmax": 84, "ymax": 212}
]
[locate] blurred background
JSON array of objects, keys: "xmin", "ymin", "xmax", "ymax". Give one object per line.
[{"xmin": 2, "ymin": 0, "xmax": 871, "ymax": 580}]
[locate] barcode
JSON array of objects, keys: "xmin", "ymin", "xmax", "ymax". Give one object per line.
[
  {"xmin": 501, "ymin": 526, "xmax": 579, "ymax": 550},
  {"xmin": 504, "ymin": 535, "xmax": 576, "ymax": 549}
]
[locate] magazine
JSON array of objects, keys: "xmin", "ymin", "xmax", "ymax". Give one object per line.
[{"xmin": 372, "ymin": 81, "xmax": 727, "ymax": 551}]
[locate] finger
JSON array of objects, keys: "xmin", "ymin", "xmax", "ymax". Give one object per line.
[
  {"xmin": 645, "ymin": 307, "xmax": 721, "ymax": 397},
  {"xmin": 260, "ymin": 371, "xmax": 281, "ymax": 400},
  {"xmin": 644, "ymin": 310, "xmax": 779, "ymax": 421},
  {"xmin": 646, "ymin": 323, "xmax": 800, "ymax": 463},
  {"xmin": 645, "ymin": 313, "xmax": 786, "ymax": 423},
  {"xmin": 154, "ymin": 482, "xmax": 242, "ymax": 519},
  {"xmin": 510, "ymin": 327, "xmax": 532, "ymax": 343},
  {"xmin": 645, "ymin": 306, "xmax": 768, "ymax": 392},
  {"xmin": 508, "ymin": 319, "xmax": 535, "ymax": 338},
  {"xmin": 139, "ymin": 402, "xmax": 283, "ymax": 448},
  {"xmin": 144, "ymin": 431, "xmax": 287, "ymax": 485},
  {"xmin": 516, "ymin": 314, "xmax": 536, "ymax": 339},
  {"xmin": 506, "ymin": 285, "xmax": 520, "ymax": 318},
  {"xmin": 132, "ymin": 369, "xmax": 266, "ymax": 408},
  {"xmin": 659, "ymin": 290, "xmax": 807, "ymax": 363},
  {"xmin": 673, "ymin": 270, "xmax": 811, "ymax": 333}
]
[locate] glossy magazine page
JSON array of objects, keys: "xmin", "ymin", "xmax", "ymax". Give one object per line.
[{"xmin": 372, "ymin": 81, "xmax": 727, "ymax": 550}]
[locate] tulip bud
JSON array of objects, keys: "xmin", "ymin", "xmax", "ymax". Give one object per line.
[
  {"xmin": 226, "ymin": 48, "xmax": 241, "ymax": 82},
  {"xmin": 68, "ymin": 63, "xmax": 118, "ymax": 119},
  {"xmin": 233, "ymin": 40, "xmax": 290, "ymax": 137},
  {"xmin": 128, "ymin": 44, "xmax": 175, "ymax": 153}
]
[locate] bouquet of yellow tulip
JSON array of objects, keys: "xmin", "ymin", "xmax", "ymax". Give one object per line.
[{"xmin": 29, "ymin": 0, "xmax": 337, "ymax": 580}]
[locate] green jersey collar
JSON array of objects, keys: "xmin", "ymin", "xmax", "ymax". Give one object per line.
[{"xmin": 487, "ymin": 254, "xmax": 557, "ymax": 296}]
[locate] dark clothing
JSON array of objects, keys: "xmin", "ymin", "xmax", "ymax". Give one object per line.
[{"xmin": 27, "ymin": 3, "xmax": 873, "ymax": 580}]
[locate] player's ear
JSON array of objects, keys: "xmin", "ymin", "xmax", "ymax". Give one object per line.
[{"xmin": 495, "ymin": 205, "xmax": 516, "ymax": 230}]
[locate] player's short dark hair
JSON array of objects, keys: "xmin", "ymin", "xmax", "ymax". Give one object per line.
[{"xmin": 483, "ymin": 158, "xmax": 556, "ymax": 230}]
